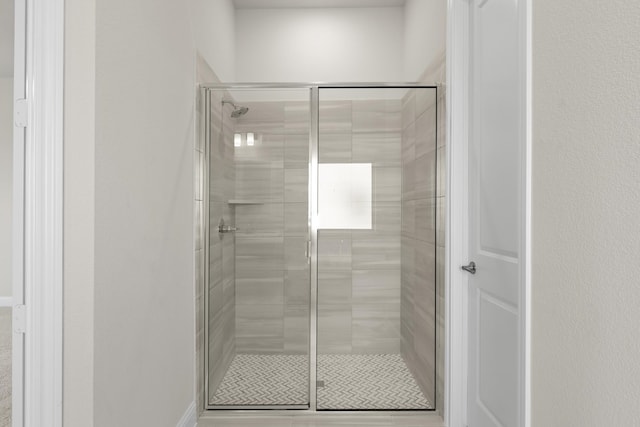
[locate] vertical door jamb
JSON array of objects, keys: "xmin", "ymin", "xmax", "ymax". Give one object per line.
[
  {"xmin": 16, "ymin": 0, "xmax": 65, "ymax": 425},
  {"xmin": 12, "ymin": 0, "xmax": 27, "ymax": 423},
  {"xmin": 446, "ymin": 0, "xmax": 470, "ymax": 426}
]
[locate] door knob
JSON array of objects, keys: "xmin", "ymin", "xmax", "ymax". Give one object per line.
[{"xmin": 461, "ymin": 261, "xmax": 476, "ymax": 274}]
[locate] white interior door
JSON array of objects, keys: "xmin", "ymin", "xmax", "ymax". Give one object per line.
[{"xmin": 466, "ymin": 0, "xmax": 528, "ymax": 426}]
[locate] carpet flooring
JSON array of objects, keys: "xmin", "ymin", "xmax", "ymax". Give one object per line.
[{"xmin": 0, "ymin": 308, "xmax": 11, "ymax": 427}]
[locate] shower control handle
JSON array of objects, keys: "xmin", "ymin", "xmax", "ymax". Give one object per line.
[
  {"xmin": 218, "ymin": 225, "xmax": 237, "ymax": 233},
  {"xmin": 461, "ymin": 261, "xmax": 476, "ymax": 274},
  {"xmin": 217, "ymin": 218, "xmax": 237, "ymax": 233}
]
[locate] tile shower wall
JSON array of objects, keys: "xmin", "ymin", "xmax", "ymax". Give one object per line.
[
  {"xmin": 400, "ymin": 88, "xmax": 438, "ymax": 405},
  {"xmin": 318, "ymin": 99, "xmax": 403, "ymax": 355},
  {"xmin": 206, "ymin": 86, "xmax": 237, "ymax": 399},
  {"xmin": 419, "ymin": 53, "xmax": 447, "ymax": 415},
  {"xmin": 195, "ymin": 56, "xmax": 211, "ymax": 412},
  {"xmin": 233, "ymin": 100, "xmax": 310, "ymax": 355}
]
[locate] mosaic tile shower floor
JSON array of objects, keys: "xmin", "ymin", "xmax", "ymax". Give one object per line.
[
  {"xmin": 211, "ymin": 354, "xmax": 308, "ymax": 406},
  {"xmin": 210, "ymin": 353, "xmax": 432, "ymax": 410}
]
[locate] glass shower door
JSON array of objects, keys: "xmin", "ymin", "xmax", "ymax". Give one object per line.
[
  {"xmin": 205, "ymin": 87, "xmax": 312, "ymax": 409},
  {"xmin": 315, "ymin": 87, "xmax": 438, "ymax": 411}
]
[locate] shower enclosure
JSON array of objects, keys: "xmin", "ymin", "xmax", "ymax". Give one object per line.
[{"xmin": 201, "ymin": 84, "xmax": 440, "ymax": 412}]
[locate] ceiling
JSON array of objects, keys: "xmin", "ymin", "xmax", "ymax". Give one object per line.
[
  {"xmin": 0, "ymin": 0, "xmax": 409, "ymax": 78},
  {"xmin": 233, "ymin": 0, "xmax": 406, "ymax": 9}
]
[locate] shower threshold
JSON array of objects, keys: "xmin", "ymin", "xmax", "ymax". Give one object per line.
[{"xmin": 197, "ymin": 411, "xmax": 445, "ymax": 427}]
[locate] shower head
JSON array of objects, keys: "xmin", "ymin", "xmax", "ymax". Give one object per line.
[
  {"xmin": 230, "ymin": 106, "xmax": 249, "ymax": 118},
  {"xmin": 222, "ymin": 100, "xmax": 249, "ymax": 118}
]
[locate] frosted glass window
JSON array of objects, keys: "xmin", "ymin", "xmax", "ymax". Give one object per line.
[{"xmin": 318, "ymin": 163, "xmax": 372, "ymax": 229}]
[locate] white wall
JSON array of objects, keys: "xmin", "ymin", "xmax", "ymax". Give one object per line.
[
  {"xmin": 92, "ymin": 0, "xmax": 195, "ymax": 425},
  {"xmin": 532, "ymin": 0, "xmax": 640, "ymax": 425},
  {"xmin": 235, "ymin": 7, "xmax": 404, "ymax": 82},
  {"xmin": 64, "ymin": 0, "xmax": 241, "ymax": 423},
  {"xmin": 403, "ymin": 0, "xmax": 446, "ymax": 81},
  {"xmin": 64, "ymin": 0, "xmax": 95, "ymax": 424},
  {"xmin": 0, "ymin": 77, "xmax": 11, "ymax": 300},
  {"xmin": 0, "ymin": 0, "xmax": 13, "ymax": 77},
  {"xmin": 189, "ymin": 0, "xmax": 236, "ymax": 82}
]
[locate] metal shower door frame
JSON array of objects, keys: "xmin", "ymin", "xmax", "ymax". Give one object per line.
[{"xmin": 201, "ymin": 83, "xmax": 438, "ymax": 413}]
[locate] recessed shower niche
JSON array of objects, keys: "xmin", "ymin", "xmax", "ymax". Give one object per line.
[{"xmin": 201, "ymin": 85, "xmax": 442, "ymax": 412}]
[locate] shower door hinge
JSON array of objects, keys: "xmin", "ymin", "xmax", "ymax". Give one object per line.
[
  {"xmin": 13, "ymin": 304, "xmax": 26, "ymax": 334},
  {"xmin": 306, "ymin": 240, "xmax": 311, "ymax": 262},
  {"xmin": 15, "ymin": 98, "xmax": 28, "ymax": 127}
]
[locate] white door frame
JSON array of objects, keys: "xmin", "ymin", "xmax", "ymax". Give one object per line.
[
  {"xmin": 446, "ymin": 1, "xmax": 531, "ymax": 427},
  {"xmin": 445, "ymin": 0, "xmax": 470, "ymax": 425},
  {"xmin": 13, "ymin": 0, "xmax": 65, "ymax": 426},
  {"xmin": 12, "ymin": 0, "xmax": 27, "ymax": 424}
]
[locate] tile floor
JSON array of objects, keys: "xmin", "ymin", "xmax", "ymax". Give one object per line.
[
  {"xmin": 210, "ymin": 353, "xmax": 432, "ymax": 411},
  {"xmin": 317, "ymin": 354, "xmax": 431, "ymax": 410},
  {"xmin": 210, "ymin": 354, "xmax": 308, "ymax": 405}
]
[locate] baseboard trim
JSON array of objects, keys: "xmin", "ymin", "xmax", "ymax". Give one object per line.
[
  {"xmin": 177, "ymin": 401, "xmax": 198, "ymax": 427},
  {"xmin": 0, "ymin": 297, "xmax": 12, "ymax": 307}
]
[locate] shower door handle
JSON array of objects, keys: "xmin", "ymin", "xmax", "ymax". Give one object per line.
[
  {"xmin": 461, "ymin": 261, "xmax": 476, "ymax": 274},
  {"xmin": 217, "ymin": 218, "xmax": 237, "ymax": 233}
]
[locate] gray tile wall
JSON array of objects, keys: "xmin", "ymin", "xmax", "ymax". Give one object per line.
[
  {"xmin": 417, "ymin": 52, "xmax": 447, "ymax": 416},
  {"xmin": 233, "ymin": 100, "xmax": 311, "ymax": 355},
  {"xmin": 206, "ymin": 86, "xmax": 237, "ymax": 401},
  {"xmin": 317, "ymin": 99, "xmax": 403, "ymax": 355},
  {"xmin": 196, "ymin": 58, "xmax": 238, "ymax": 410},
  {"xmin": 400, "ymin": 88, "xmax": 438, "ymax": 406},
  {"xmin": 195, "ymin": 56, "xmax": 210, "ymax": 413}
]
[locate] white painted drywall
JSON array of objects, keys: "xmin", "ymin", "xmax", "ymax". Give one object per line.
[
  {"xmin": 0, "ymin": 0, "xmax": 13, "ymax": 78},
  {"xmin": 0, "ymin": 77, "xmax": 11, "ymax": 300},
  {"xmin": 532, "ymin": 1, "xmax": 640, "ymax": 425},
  {"xmin": 403, "ymin": 0, "xmax": 446, "ymax": 82},
  {"xmin": 189, "ymin": 0, "xmax": 236, "ymax": 82},
  {"xmin": 235, "ymin": 7, "xmax": 404, "ymax": 82},
  {"xmin": 63, "ymin": 0, "xmax": 95, "ymax": 424},
  {"xmin": 92, "ymin": 0, "xmax": 195, "ymax": 425}
]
